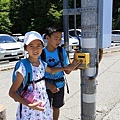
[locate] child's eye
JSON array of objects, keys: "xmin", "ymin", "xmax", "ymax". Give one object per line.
[
  {"xmin": 55, "ymin": 38, "xmax": 61, "ymax": 41},
  {"xmin": 37, "ymin": 45, "xmax": 43, "ymax": 48},
  {"xmin": 29, "ymin": 45, "xmax": 33, "ymax": 48}
]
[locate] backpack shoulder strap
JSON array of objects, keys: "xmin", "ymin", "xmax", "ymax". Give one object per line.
[
  {"xmin": 21, "ymin": 59, "xmax": 32, "ymax": 85},
  {"xmin": 57, "ymin": 46, "xmax": 64, "ymax": 67},
  {"xmin": 41, "ymin": 49, "xmax": 46, "ymax": 62},
  {"xmin": 57, "ymin": 46, "xmax": 69, "ymax": 93},
  {"xmin": 12, "ymin": 58, "xmax": 32, "ymax": 86},
  {"xmin": 41, "ymin": 47, "xmax": 63, "ymax": 67},
  {"xmin": 12, "ymin": 60, "xmax": 21, "ymax": 83}
]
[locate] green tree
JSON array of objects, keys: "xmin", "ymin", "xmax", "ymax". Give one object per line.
[
  {"xmin": 9, "ymin": 0, "xmax": 35, "ymax": 34},
  {"xmin": 31, "ymin": 0, "xmax": 63, "ymax": 33},
  {"xmin": 0, "ymin": 0, "xmax": 11, "ymax": 34},
  {"xmin": 9, "ymin": 0, "xmax": 64, "ymax": 34},
  {"xmin": 30, "ymin": 0, "xmax": 51, "ymax": 34},
  {"xmin": 8, "ymin": 0, "xmax": 120, "ymax": 34}
]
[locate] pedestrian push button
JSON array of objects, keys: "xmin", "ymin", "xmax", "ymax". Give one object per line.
[{"xmin": 74, "ymin": 52, "xmax": 90, "ymax": 69}]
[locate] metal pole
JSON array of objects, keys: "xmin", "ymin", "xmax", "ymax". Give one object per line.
[
  {"xmin": 80, "ymin": 0, "xmax": 98, "ymax": 120},
  {"xmin": 63, "ymin": 0, "xmax": 69, "ymax": 52},
  {"xmin": 74, "ymin": 0, "xmax": 77, "ymax": 35}
]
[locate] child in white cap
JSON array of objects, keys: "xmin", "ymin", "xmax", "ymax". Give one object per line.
[{"xmin": 9, "ymin": 31, "xmax": 80, "ymax": 120}]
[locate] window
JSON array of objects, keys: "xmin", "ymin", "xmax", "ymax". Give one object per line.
[
  {"xmin": 112, "ymin": 31, "xmax": 120, "ymax": 34},
  {"xmin": 0, "ymin": 36, "xmax": 16, "ymax": 43}
]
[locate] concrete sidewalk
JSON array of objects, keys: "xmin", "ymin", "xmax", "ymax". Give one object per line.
[{"xmin": 59, "ymin": 50, "xmax": 120, "ymax": 120}]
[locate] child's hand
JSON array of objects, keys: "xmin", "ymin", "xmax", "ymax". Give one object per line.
[
  {"xmin": 28, "ymin": 101, "xmax": 45, "ymax": 111},
  {"xmin": 64, "ymin": 60, "xmax": 82, "ymax": 70},
  {"xmin": 48, "ymin": 83, "xmax": 60, "ymax": 93}
]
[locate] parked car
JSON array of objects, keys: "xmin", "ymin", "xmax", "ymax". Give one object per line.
[
  {"xmin": 69, "ymin": 29, "xmax": 81, "ymax": 37},
  {"xmin": 69, "ymin": 29, "xmax": 82, "ymax": 47},
  {"xmin": 17, "ymin": 36, "xmax": 24, "ymax": 42},
  {"xmin": 0, "ymin": 34, "xmax": 25, "ymax": 60},
  {"xmin": 69, "ymin": 29, "xmax": 81, "ymax": 40},
  {"xmin": 12, "ymin": 33, "xmax": 23, "ymax": 41},
  {"xmin": 112, "ymin": 30, "xmax": 120, "ymax": 42},
  {"xmin": 42, "ymin": 32, "xmax": 79, "ymax": 52}
]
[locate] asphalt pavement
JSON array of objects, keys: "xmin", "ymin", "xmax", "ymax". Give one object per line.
[
  {"xmin": 59, "ymin": 47, "xmax": 120, "ymax": 120},
  {"xmin": 0, "ymin": 46, "xmax": 120, "ymax": 120}
]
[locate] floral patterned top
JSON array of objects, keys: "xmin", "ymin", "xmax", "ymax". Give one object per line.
[{"xmin": 15, "ymin": 59, "xmax": 52, "ymax": 120}]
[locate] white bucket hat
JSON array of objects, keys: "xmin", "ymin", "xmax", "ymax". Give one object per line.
[{"xmin": 24, "ymin": 31, "xmax": 44, "ymax": 45}]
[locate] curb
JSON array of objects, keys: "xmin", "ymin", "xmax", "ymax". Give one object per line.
[
  {"xmin": 0, "ymin": 65, "xmax": 15, "ymax": 71},
  {"xmin": 1, "ymin": 47, "xmax": 120, "ymax": 71},
  {"xmin": 103, "ymin": 46, "xmax": 120, "ymax": 54},
  {"xmin": 0, "ymin": 61, "xmax": 16, "ymax": 71}
]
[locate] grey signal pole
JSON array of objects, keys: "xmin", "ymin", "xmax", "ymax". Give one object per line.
[
  {"xmin": 80, "ymin": 0, "xmax": 98, "ymax": 120},
  {"xmin": 63, "ymin": 0, "xmax": 99, "ymax": 120},
  {"xmin": 63, "ymin": 0, "xmax": 112, "ymax": 119},
  {"xmin": 63, "ymin": 0, "xmax": 69, "ymax": 52}
]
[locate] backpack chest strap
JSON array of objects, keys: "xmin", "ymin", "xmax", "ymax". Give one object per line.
[
  {"xmin": 34, "ymin": 77, "xmax": 45, "ymax": 83},
  {"xmin": 45, "ymin": 77, "xmax": 64, "ymax": 83},
  {"xmin": 45, "ymin": 77, "xmax": 69, "ymax": 94},
  {"xmin": 27, "ymin": 77, "xmax": 45, "ymax": 84}
]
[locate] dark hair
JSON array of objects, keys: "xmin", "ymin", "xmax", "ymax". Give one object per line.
[
  {"xmin": 45, "ymin": 25, "xmax": 63, "ymax": 37},
  {"xmin": 24, "ymin": 45, "xmax": 27, "ymax": 50}
]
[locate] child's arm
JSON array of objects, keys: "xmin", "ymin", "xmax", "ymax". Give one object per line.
[
  {"xmin": 46, "ymin": 81, "xmax": 60, "ymax": 93},
  {"xmin": 45, "ymin": 66, "xmax": 64, "ymax": 73},
  {"xmin": 9, "ymin": 72, "xmax": 31, "ymax": 105},
  {"xmin": 64, "ymin": 59, "xmax": 82, "ymax": 74},
  {"xmin": 9, "ymin": 72, "xmax": 44, "ymax": 111},
  {"xmin": 45, "ymin": 60, "xmax": 81, "ymax": 73}
]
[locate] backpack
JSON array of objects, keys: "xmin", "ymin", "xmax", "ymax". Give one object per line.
[
  {"xmin": 41, "ymin": 46, "xmax": 64, "ymax": 67},
  {"xmin": 41, "ymin": 46, "xmax": 69, "ymax": 94},
  {"xmin": 12, "ymin": 59, "xmax": 32, "ymax": 93},
  {"xmin": 12, "ymin": 58, "xmax": 45, "ymax": 93}
]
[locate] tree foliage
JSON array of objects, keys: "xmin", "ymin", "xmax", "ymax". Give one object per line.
[
  {"xmin": 0, "ymin": 0, "xmax": 120, "ymax": 34},
  {"xmin": 9, "ymin": 0, "xmax": 35, "ymax": 34},
  {"xmin": 0, "ymin": 0, "xmax": 11, "ymax": 33}
]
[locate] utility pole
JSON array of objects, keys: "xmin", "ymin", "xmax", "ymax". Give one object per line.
[
  {"xmin": 63, "ymin": 0, "xmax": 112, "ymax": 120},
  {"xmin": 63, "ymin": 0, "xmax": 98, "ymax": 119},
  {"xmin": 80, "ymin": 0, "xmax": 98, "ymax": 119},
  {"xmin": 63, "ymin": 0, "xmax": 69, "ymax": 52},
  {"xmin": 80, "ymin": 1, "xmax": 113, "ymax": 119}
]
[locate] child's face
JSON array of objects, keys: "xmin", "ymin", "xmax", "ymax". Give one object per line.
[
  {"xmin": 26, "ymin": 39, "xmax": 43, "ymax": 59},
  {"xmin": 46, "ymin": 32, "xmax": 62, "ymax": 48}
]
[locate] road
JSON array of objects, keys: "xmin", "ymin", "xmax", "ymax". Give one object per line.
[
  {"xmin": 0, "ymin": 69, "xmax": 17, "ymax": 120},
  {"xmin": 0, "ymin": 43, "xmax": 120, "ymax": 120}
]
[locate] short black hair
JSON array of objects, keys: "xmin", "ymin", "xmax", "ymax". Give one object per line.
[{"xmin": 45, "ymin": 25, "xmax": 63, "ymax": 37}]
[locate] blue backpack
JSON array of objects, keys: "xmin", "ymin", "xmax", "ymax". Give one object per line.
[
  {"xmin": 12, "ymin": 59, "xmax": 32, "ymax": 93},
  {"xmin": 12, "ymin": 58, "xmax": 45, "ymax": 93}
]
